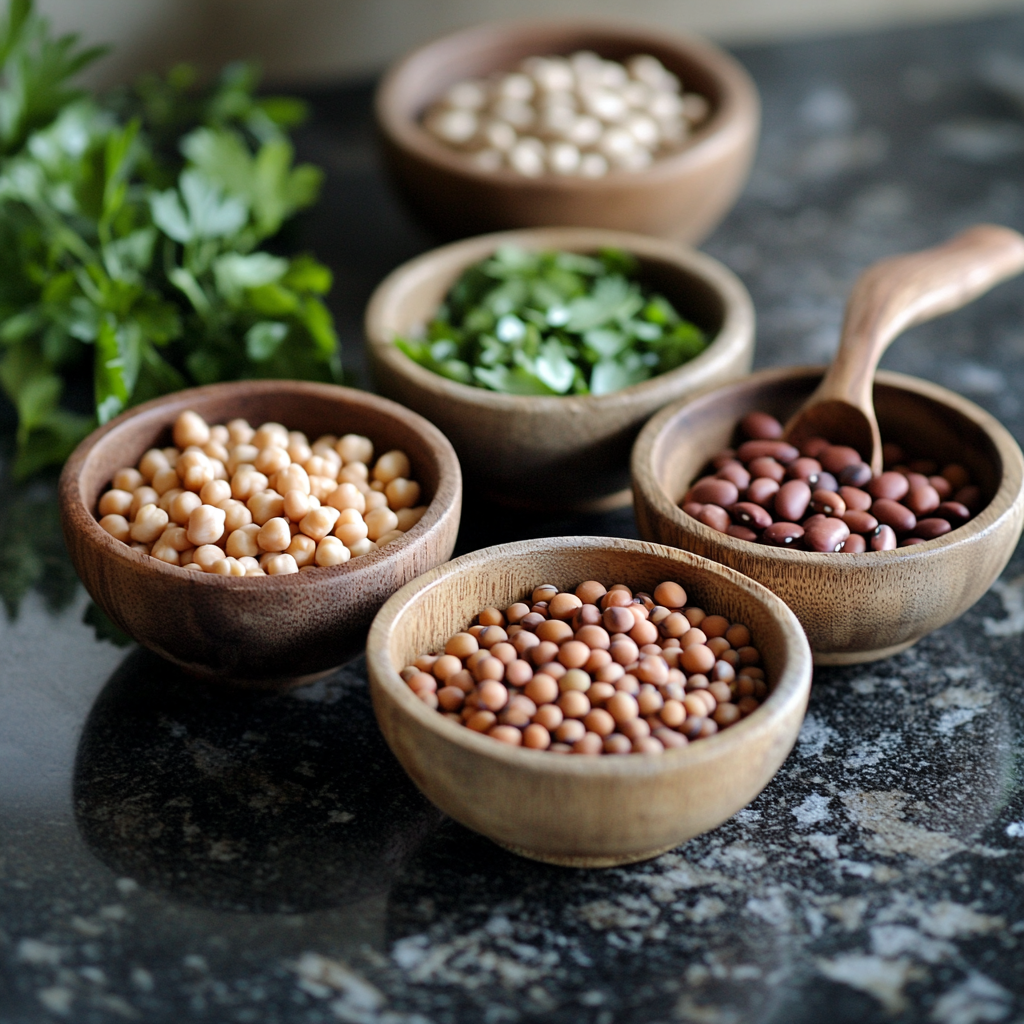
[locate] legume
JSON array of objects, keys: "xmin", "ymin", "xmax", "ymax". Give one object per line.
[
  {"xmin": 95, "ymin": 410, "xmax": 428, "ymax": 575},
  {"xmin": 681, "ymin": 411, "xmax": 980, "ymax": 550},
  {"xmin": 402, "ymin": 579, "xmax": 769, "ymax": 754}
]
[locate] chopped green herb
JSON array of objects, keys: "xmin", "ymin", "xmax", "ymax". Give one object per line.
[{"xmin": 394, "ymin": 246, "xmax": 707, "ymax": 397}]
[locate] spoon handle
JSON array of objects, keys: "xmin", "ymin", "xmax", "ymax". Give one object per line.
[{"xmin": 817, "ymin": 224, "xmax": 1024, "ymax": 412}]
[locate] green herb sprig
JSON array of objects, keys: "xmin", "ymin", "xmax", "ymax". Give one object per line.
[
  {"xmin": 396, "ymin": 246, "xmax": 707, "ymax": 397},
  {"xmin": 0, "ymin": 0, "xmax": 340, "ymax": 479}
]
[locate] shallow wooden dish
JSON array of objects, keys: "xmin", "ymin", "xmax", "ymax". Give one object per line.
[
  {"xmin": 59, "ymin": 381, "xmax": 462, "ymax": 684},
  {"xmin": 376, "ymin": 19, "xmax": 760, "ymax": 243},
  {"xmin": 632, "ymin": 367, "xmax": 1024, "ymax": 665},
  {"xmin": 366, "ymin": 227, "xmax": 754, "ymax": 510},
  {"xmin": 366, "ymin": 536, "xmax": 811, "ymax": 867}
]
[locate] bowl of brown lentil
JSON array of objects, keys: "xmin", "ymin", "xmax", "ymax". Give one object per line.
[
  {"xmin": 375, "ymin": 19, "xmax": 760, "ymax": 243},
  {"xmin": 59, "ymin": 380, "xmax": 462, "ymax": 684},
  {"xmin": 366, "ymin": 226, "xmax": 754, "ymax": 511},
  {"xmin": 365, "ymin": 536, "xmax": 811, "ymax": 867},
  {"xmin": 631, "ymin": 366, "xmax": 1024, "ymax": 665}
]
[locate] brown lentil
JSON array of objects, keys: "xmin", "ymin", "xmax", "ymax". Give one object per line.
[{"xmin": 401, "ymin": 579, "xmax": 770, "ymax": 754}]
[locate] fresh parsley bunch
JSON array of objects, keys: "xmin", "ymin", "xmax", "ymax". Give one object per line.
[
  {"xmin": 397, "ymin": 246, "xmax": 707, "ymax": 397},
  {"xmin": 0, "ymin": 0, "xmax": 340, "ymax": 478}
]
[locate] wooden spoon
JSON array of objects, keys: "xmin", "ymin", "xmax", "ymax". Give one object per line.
[{"xmin": 784, "ymin": 224, "xmax": 1024, "ymax": 473}]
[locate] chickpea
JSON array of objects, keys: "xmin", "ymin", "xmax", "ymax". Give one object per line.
[
  {"xmin": 253, "ymin": 446, "xmax": 289, "ymax": 476},
  {"xmin": 297, "ymin": 505, "xmax": 338, "ymax": 541},
  {"xmin": 338, "ymin": 462, "xmax": 369, "ymax": 486},
  {"xmin": 247, "ymin": 489, "xmax": 285, "ymax": 526},
  {"xmin": 130, "ymin": 504, "xmax": 169, "ymax": 544},
  {"xmin": 220, "ymin": 499, "xmax": 253, "ymax": 532},
  {"xmin": 286, "ymin": 534, "xmax": 317, "ymax": 568},
  {"xmin": 193, "ymin": 544, "xmax": 225, "ymax": 570},
  {"xmin": 211, "ymin": 557, "xmax": 247, "ymax": 577},
  {"xmin": 113, "ymin": 468, "xmax": 144, "ymax": 492},
  {"xmin": 150, "ymin": 542, "xmax": 180, "ymax": 565},
  {"xmin": 257, "ymin": 517, "xmax": 292, "ymax": 553},
  {"xmin": 313, "ymin": 537, "xmax": 350, "ymax": 566},
  {"xmin": 187, "ymin": 504, "xmax": 226, "ymax": 547},
  {"xmin": 282, "ymin": 489, "xmax": 312, "ymax": 522},
  {"xmin": 226, "ymin": 524, "xmax": 261, "ymax": 558},
  {"xmin": 325, "ymin": 482, "xmax": 366, "ymax": 514},
  {"xmin": 231, "ymin": 469, "xmax": 269, "ymax": 501},
  {"xmin": 227, "ymin": 444, "xmax": 260, "ymax": 474},
  {"xmin": 376, "ymin": 529, "xmax": 405, "ymax": 548},
  {"xmin": 98, "ymin": 489, "xmax": 133, "ymax": 518},
  {"xmin": 373, "ymin": 450, "xmax": 411, "ymax": 484},
  {"xmin": 129, "ymin": 486, "xmax": 160, "ymax": 519},
  {"xmin": 363, "ymin": 506, "xmax": 399, "ymax": 541},
  {"xmin": 276, "ymin": 463, "xmax": 311, "ymax": 497},
  {"xmin": 99, "ymin": 514, "xmax": 131, "ymax": 542},
  {"xmin": 171, "ymin": 410, "xmax": 209, "ymax": 449},
  {"xmin": 384, "ymin": 477, "xmax": 421, "ymax": 512},
  {"xmin": 138, "ymin": 448, "xmax": 169, "ymax": 482},
  {"xmin": 253, "ymin": 422, "xmax": 289, "ymax": 450},
  {"xmin": 265, "ymin": 552, "xmax": 299, "ymax": 575},
  {"xmin": 362, "ymin": 490, "xmax": 387, "ymax": 512},
  {"xmin": 347, "ymin": 538, "xmax": 377, "ymax": 558},
  {"xmin": 331, "ymin": 434, "xmax": 369, "ymax": 465},
  {"xmin": 167, "ymin": 491, "xmax": 201, "ymax": 526}
]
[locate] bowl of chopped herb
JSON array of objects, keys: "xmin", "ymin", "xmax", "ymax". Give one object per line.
[{"xmin": 365, "ymin": 227, "xmax": 754, "ymax": 510}]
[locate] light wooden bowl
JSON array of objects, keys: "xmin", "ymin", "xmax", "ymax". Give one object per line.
[
  {"xmin": 366, "ymin": 536, "xmax": 812, "ymax": 867},
  {"xmin": 366, "ymin": 227, "xmax": 754, "ymax": 510},
  {"xmin": 632, "ymin": 367, "xmax": 1024, "ymax": 665},
  {"xmin": 376, "ymin": 19, "xmax": 760, "ymax": 243},
  {"xmin": 59, "ymin": 381, "xmax": 462, "ymax": 685}
]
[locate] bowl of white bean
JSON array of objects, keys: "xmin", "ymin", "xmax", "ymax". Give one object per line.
[
  {"xmin": 375, "ymin": 19, "xmax": 760, "ymax": 243},
  {"xmin": 59, "ymin": 380, "xmax": 462, "ymax": 684}
]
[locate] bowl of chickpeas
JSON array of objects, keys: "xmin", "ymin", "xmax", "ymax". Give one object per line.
[
  {"xmin": 376, "ymin": 19, "xmax": 759, "ymax": 242},
  {"xmin": 59, "ymin": 380, "xmax": 462, "ymax": 684},
  {"xmin": 365, "ymin": 535, "xmax": 811, "ymax": 867}
]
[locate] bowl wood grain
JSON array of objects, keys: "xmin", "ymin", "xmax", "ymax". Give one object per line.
[
  {"xmin": 366, "ymin": 536, "xmax": 812, "ymax": 866},
  {"xmin": 60, "ymin": 380, "xmax": 462, "ymax": 684},
  {"xmin": 632, "ymin": 367, "xmax": 1024, "ymax": 664}
]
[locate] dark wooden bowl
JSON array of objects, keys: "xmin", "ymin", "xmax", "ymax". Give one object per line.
[
  {"xmin": 375, "ymin": 19, "xmax": 760, "ymax": 243},
  {"xmin": 366, "ymin": 227, "xmax": 754, "ymax": 510},
  {"xmin": 59, "ymin": 381, "xmax": 462, "ymax": 684},
  {"xmin": 632, "ymin": 367, "xmax": 1024, "ymax": 664},
  {"xmin": 366, "ymin": 536, "xmax": 811, "ymax": 867}
]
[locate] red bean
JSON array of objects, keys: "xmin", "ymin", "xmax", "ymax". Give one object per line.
[
  {"xmin": 786, "ymin": 457, "xmax": 822, "ymax": 482},
  {"xmin": 840, "ymin": 534, "xmax": 867, "ymax": 553},
  {"xmin": 736, "ymin": 440, "xmax": 799, "ymax": 464},
  {"xmin": 872, "ymin": 498, "xmax": 917, "ymax": 533},
  {"xmin": 730, "ymin": 502, "xmax": 773, "ymax": 529},
  {"xmin": 842, "ymin": 509, "xmax": 878, "ymax": 533},
  {"xmin": 740, "ymin": 411, "xmax": 783, "ymax": 439},
  {"xmin": 900, "ymin": 536, "xmax": 927, "ymax": 546},
  {"xmin": 909, "ymin": 459, "xmax": 938, "ymax": 475},
  {"xmin": 697, "ymin": 504, "xmax": 731, "ymax": 532},
  {"xmin": 882, "ymin": 442, "xmax": 905, "ymax": 466},
  {"xmin": 905, "ymin": 483, "xmax": 940, "ymax": 516},
  {"xmin": 868, "ymin": 472, "xmax": 910, "ymax": 501},
  {"xmin": 747, "ymin": 457, "xmax": 785, "ymax": 482},
  {"xmin": 763, "ymin": 521, "xmax": 804, "ymax": 546},
  {"xmin": 727, "ymin": 524, "xmax": 759, "ymax": 541},
  {"xmin": 774, "ymin": 479, "xmax": 812, "ymax": 521},
  {"xmin": 928, "ymin": 475, "xmax": 953, "ymax": 499},
  {"xmin": 942, "ymin": 464, "xmax": 970, "ymax": 489},
  {"xmin": 711, "ymin": 449, "xmax": 737, "ymax": 469},
  {"xmin": 954, "ymin": 485, "xmax": 982, "ymax": 513},
  {"xmin": 914, "ymin": 517, "xmax": 953, "ymax": 540},
  {"xmin": 681, "ymin": 501, "xmax": 704, "ymax": 518},
  {"xmin": 810, "ymin": 489, "xmax": 846, "ymax": 517},
  {"xmin": 839, "ymin": 486, "xmax": 872, "ymax": 512},
  {"xmin": 800, "ymin": 436, "xmax": 830, "ymax": 458},
  {"xmin": 746, "ymin": 477, "xmax": 781, "ymax": 506},
  {"xmin": 688, "ymin": 478, "xmax": 740, "ymax": 507},
  {"xmin": 815, "ymin": 472, "xmax": 840, "ymax": 494},
  {"xmin": 838, "ymin": 462, "xmax": 872, "ymax": 487},
  {"xmin": 870, "ymin": 524, "xmax": 898, "ymax": 551},
  {"xmin": 716, "ymin": 461, "xmax": 751, "ymax": 489},
  {"xmin": 820, "ymin": 445, "xmax": 863, "ymax": 474},
  {"xmin": 934, "ymin": 501, "xmax": 970, "ymax": 524},
  {"xmin": 803, "ymin": 517, "xmax": 851, "ymax": 552}
]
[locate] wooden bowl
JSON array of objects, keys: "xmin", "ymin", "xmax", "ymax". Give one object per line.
[
  {"xmin": 632, "ymin": 367, "xmax": 1024, "ymax": 665},
  {"xmin": 366, "ymin": 536, "xmax": 812, "ymax": 867},
  {"xmin": 59, "ymin": 381, "xmax": 462, "ymax": 684},
  {"xmin": 375, "ymin": 20, "xmax": 760, "ymax": 243},
  {"xmin": 365, "ymin": 227, "xmax": 754, "ymax": 510}
]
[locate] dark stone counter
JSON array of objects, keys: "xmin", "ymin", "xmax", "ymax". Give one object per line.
[{"xmin": 4, "ymin": 13, "xmax": 1024, "ymax": 1022}]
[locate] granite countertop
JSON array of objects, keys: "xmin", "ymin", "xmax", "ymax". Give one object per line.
[{"xmin": 3, "ymin": 13, "xmax": 1024, "ymax": 1023}]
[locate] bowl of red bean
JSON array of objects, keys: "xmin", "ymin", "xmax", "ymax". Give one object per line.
[
  {"xmin": 632, "ymin": 366, "xmax": 1024, "ymax": 664},
  {"xmin": 59, "ymin": 380, "xmax": 462, "ymax": 683},
  {"xmin": 375, "ymin": 20, "xmax": 759, "ymax": 243},
  {"xmin": 365, "ymin": 536, "xmax": 811, "ymax": 867}
]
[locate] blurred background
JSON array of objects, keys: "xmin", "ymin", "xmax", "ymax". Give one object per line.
[{"xmin": 39, "ymin": 0, "xmax": 1024, "ymax": 86}]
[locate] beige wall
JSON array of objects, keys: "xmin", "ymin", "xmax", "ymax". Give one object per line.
[{"xmin": 40, "ymin": 0, "xmax": 1024, "ymax": 86}]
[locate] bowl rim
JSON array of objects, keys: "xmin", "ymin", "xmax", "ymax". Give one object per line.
[
  {"xmin": 364, "ymin": 226, "xmax": 755, "ymax": 411},
  {"xmin": 366, "ymin": 535, "xmax": 812, "ymax": 778},
  {"xmin": 375, "ymin": 17, "xmax": 760, "ymax": 190},
  {"xmin": 58, "ymin": 379, "xmax": 463, "ymax": 591},
  {"xmin": 631, "ymin": 365, "xmax": 1024, "ymax": 564}
]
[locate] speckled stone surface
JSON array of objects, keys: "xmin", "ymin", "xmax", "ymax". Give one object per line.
[{"xmin": 4, "ymin": 14, "xmax": 1024, "ymax": 1023}]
